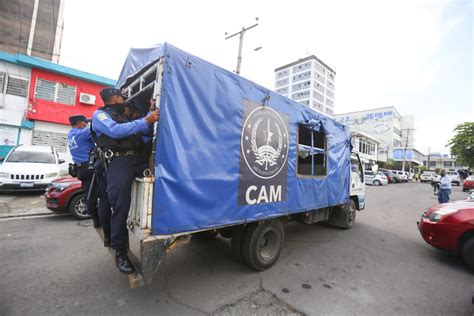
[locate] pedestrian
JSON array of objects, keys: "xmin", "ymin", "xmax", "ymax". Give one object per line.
[
  {"xmin": 91, "ymin": 87, "xmax": 158, "ymax": 274},
  {"xmin": 67, "ymin": 115, "xmax": 100, "ymax": 227},
  {"xmin": 438, "ymin": 169, "xmax": 452, "ymax": 204}
]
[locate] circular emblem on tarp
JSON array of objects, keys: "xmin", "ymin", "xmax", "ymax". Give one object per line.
[{"xmin": 241, "ymin": 107, "xmax": 289, "ymax": 179}]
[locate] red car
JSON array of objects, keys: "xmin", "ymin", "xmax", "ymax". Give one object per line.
[
  {"xmin": 45, "ymin": 177, "xmax": 90, "ymax": 220},
  {"xmin": 463, "ymin": 175, "xmax": 474, "ymax": 192},
  {"xmin": 418, "ymin": 197, "xmax": 474, "ymax": 269}
]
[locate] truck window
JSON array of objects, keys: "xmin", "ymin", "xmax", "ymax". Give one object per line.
[{"xmin": 297, "ymin": 124, "xmax": 326, "ymax": 177}]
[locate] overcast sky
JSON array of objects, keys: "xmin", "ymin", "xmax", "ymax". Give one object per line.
[{"xmin": 59, "ymin": 0, "xmax": 473, "ymax": 154}]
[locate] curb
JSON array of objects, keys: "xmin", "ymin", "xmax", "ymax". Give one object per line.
[{"xmin": 0, "ymin": 211, "xmax": 54, "ymax": 219}]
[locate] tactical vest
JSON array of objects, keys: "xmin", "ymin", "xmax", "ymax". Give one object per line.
[{"xmin": 92, "ymin": 105, "xmax": 145, "ymax": 153}]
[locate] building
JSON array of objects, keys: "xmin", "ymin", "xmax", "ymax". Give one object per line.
[
  {"xmin": 335, "ymin": 106, "xmax": 404, "ymax": 161},
  {"xmin": 351, "ymin": 131, "xmax": 380, "ymax": 169},
  {"xmin": 392, "ymin": 148, "xmax": 424, "ymax": 166},
  {"xmin": 274, "ymin": 55, "xmax": 336, "ymax": 116},
  {"xmin": 422, "ymin": 153, "xmax": 467, "ymax": 170},
  {"xmin": 0, "ymin": 0, "xmax": 64, "ymax": 62},
  {"xmin": 0, "ymin": 51, "xmax": 115, "ymax": 160}
]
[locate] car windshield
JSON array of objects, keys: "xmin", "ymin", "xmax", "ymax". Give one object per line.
[{"xmin": 6, "ymin": 151, "xmax": 56, "ymax": 164}]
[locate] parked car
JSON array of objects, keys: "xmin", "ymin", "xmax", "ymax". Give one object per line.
[
  {"xmin": 446, "ymin": 171, "xmax": 461, "ymax": 186},
  {"xmin": 0, "ymin": 145, "xmax": 66, "ymax": 192},
  {"xmin": 463, "ymin": 176, "xmax": 474, "ymax": 192},
  {"xmin": 391, "ymin": 170, "xmax": 408, "ymax": 182},
  {"xmin": 420, "ymin": 171, "xmax": 440, "ymax": 183},
  {"xmin": 364, "ymin": 171, "xmax": 388, "ymax": 186},
  {"xmin": 45, "ymin": 177, "xmax": 90, "ymax": 219},
  {"xmin": 418, "ymin": 198, "xmax": 474, "ymax": 270},
  {"xmin": 404, "ymin": 171, "xmax": 414, "ymax": 181},
  {"xmin": 379, "ymin": 169, "xmax": 398, "ymax": 183}
]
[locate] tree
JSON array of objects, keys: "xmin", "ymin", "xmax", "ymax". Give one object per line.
[{"xmin": 447, "ymin": 122, "xmax": 474, "ymax": 169}]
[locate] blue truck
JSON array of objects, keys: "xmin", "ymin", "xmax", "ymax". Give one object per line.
[{"xmin": 105, "ymin": 43, "xmax": 366, "ymax": 287}]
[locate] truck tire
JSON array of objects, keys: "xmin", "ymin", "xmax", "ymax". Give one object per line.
[
  {"xmin": 328, "ymin": 200, "xmax": 356, "ymax": 229},
  {"xmin": 68, "ymin": 193, "xmax": 91, "ymax": 220},
  {"xmin": 461, "ymin": 237, "xmax": 474, "ymax": 270},
  {"xmin": 241, "ymin": 220, "xmax": 284, "ymax": 271}
]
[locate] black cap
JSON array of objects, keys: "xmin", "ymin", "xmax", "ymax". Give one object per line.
[
  {"xmin": 100, "ymin": 87, "xmax": 126, "ymax": 101},
  {"xmin": 69, "ymin": 115, "xmax": 90, "ymax": 126}
]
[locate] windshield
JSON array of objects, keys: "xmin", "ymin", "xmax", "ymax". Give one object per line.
[
  {"xmin": 467, "ymin": 176, "xmax": 474, "ymax": 181},
  {"xmin": 6, "ymin": 151, "xmax": 56, "ymax": 164}
]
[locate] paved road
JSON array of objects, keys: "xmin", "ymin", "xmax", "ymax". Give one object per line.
[{"xmin": 0, "ymin": 183, "xmax": 472, "ymax": 315}]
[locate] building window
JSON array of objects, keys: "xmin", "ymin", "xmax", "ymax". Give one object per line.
[
  {"xmin": 292, "ymin": 80, "xmax": 311, "ymax": 92},
  {"xmin": 312, "ymin": 101, "xmax": 323, "ymax": 111},
  {"xmin": 314, "ymin": 62, "xmax": 326, "ymax": 75},
  {"xmin": 325, "ymin": 98, "xmax": 334, "ymax": 107},
  {"xmin": 429, "ymin": 161, "xmax": 436, "ymax": 167},
  {"xmin": 292, "ymin": 90, "xmax": 310, "ymax": 100},
  {"xmin": 325, "ymin": 107, "xmax": 333, "ymax": 116},
  {"xmin": 292, "ymin": 71, "xmax": 311, "ymax": 82},
  {"xmin": 35, "ymin": 78, "xmax": 77, "ymax": 106},
  {"xmin": 393, "ymin": 127, "xmax": 402, "ymax": 137},
  {"xmin": 276, "ymin": 78, "xmax": 289, "ymax": 88},
  {"xmin": 326, "ymin": 79, "xmax": 335, "ymax": 91},
  {"xmin": 275, "ymin": 69, "xmax": 289, "ymax": 80},
  {"xmin": 293, "ymin": 62, "xmax": 311, "ymax": 74},
  {"xmin": 313, "ymin": 91, "xmax": 324, "ymax": 102},
  {"xmin": 6, "ymin": 76, "xmax": 29, "ymax": 97},
  {"xmin": 300, "ymin": 100, "xmax": 310, "ymax": 106},
  {"xmin": 443, "ymin": 161, "xmax": 452, "ymax": 168},
  {"xmin": 313, "ymin": 80, "xmax": 324, "ymax": 94},
  {"xmin": 297, "ymin": 124, "xmax": 326, "ymax": 177},
  {"xmin": 276, "ymin": 87, "xmax": 289, "ymax": 95}
]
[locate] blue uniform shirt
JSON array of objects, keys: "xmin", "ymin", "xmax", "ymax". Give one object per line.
[
  {"xmin": 67, "ymin": 127, "xmax": 95, "ymax": 163},
  {"xmin": 92, "ymin": 109, "xmax": 151, "ymax": 139}
]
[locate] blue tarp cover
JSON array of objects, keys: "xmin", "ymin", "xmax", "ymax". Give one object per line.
[{"xmin": 117, "ymin": 43, "xmax": 351, "ymax": 235}]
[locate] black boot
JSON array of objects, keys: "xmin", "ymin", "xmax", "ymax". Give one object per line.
[
  {"xmin": 115, "ymin": 251, "xmax": 135, "ymax": 274},
  {"xmin": 103, "ymin": 236, "xmax": 111, "ymax": 247}
]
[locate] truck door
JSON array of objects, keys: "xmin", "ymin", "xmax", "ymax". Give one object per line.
[{"xmin": 350, "ymin": 152, "xmax": 365, "ymax": 210}]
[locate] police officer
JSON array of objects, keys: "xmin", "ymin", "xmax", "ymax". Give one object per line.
[
  {"xmin": 67, "ymin": 115, "xmax": 100, "ymax": 227},
  {"xmin": 92, "ymin": 87, "xmax": 158, "ymax": 274}
]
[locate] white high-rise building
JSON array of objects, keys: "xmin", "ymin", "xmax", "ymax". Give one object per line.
[{"xmin": 274, "ymin": 55, "xmax": 336, "ymax": 116}]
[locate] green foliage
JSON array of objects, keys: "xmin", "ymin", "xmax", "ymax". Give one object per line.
[{"xmin": 448, "ymin": 122, "xmax": 474, "ymax": 169}]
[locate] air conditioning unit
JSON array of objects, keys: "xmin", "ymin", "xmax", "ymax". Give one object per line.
[{"xmin": 79, "ymin": 93, "xmax": 96, "ymax": 105}]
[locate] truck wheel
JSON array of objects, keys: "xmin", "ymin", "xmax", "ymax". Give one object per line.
[
  {"xmin": 328, "ymin": 200, "xmax": 356, "ymax": 229},
  {"xmin": 69, "ymin": 194, "xmax": 91, "ymax": 220},
  {"xmin": 241, "ymin": 220, "xmax": 284, "ymax": 271},
  {"xmin": 461, "ymin": 237, "xmax": 474, "ymax": 270}
]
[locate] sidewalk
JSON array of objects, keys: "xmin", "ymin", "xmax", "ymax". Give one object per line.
[{"xmin": 0, "ymin": 193, "xmax": 53, "ymax": 218}]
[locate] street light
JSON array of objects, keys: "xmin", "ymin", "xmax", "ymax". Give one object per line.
[{"xmin": 225, "ymin": 17, "xmax": 259, "ymax": 74}]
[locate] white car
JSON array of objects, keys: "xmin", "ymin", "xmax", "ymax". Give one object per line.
[
  {"xmin": 446, "ymin": 171, "xmax": 461, "ymax": 186},
  {"xmin": 391, "ymin": 170, "xmax": 408, "ymax": 182},
  {"xmin": 364, "ymin": 171, "xmax": 388, "ymax": 186},
  {"xmin": 420, "ymin": 171, "xmax": 441, "ymax": 183},
  {"xmin": 0, "ymin": 145, "xmax": 66, "ymax": 192}
]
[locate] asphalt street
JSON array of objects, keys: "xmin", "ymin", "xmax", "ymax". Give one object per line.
[{"xmin": 0, "ymin": 182, "xmax": 472, "ymax": 315}]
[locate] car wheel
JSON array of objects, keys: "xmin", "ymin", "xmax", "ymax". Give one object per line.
[
  {"xmin": 461, "ymin": 237, "xmax": 474, "ymax": 270},
  {"xmin": 68, "ymin": 194, "xmax": 91, "ymax": 220},
  {"xmin": 374, "ymin": 180, "xmax": 381, "ymax": 186},
  {"xmin": 241, "ymin": 220, "xmax": 284, "ymax": 271}
]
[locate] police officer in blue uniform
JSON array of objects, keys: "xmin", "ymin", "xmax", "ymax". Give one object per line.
[
  {"xmin": 67, "ymin": 115, "xmax": 100, "ymax": 227},
  {"xmin": 92, "ymin": 87, "xmax": 158, "ymax": 274}
]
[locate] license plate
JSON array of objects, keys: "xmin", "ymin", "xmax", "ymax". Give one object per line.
[{"xmin": 20, "ymin": 182, "xmax": 34, "ymax": 188}]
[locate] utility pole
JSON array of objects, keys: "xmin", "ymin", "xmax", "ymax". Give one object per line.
[
  {"xmin": 427, "ymin": 147, "xmax": 431, "ymax": 170},
  {"xmin": 225, "ymin": 18, "xmax": 259, "ymax": 74},
  {"xmin": 401, "ymin": 128, "xmax": 411, "ymax": 172}
]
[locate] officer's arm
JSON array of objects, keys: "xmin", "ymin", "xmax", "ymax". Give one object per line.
[{"xmin": 93, "ymin": 111, "xmax": 149, "ymax": 139}]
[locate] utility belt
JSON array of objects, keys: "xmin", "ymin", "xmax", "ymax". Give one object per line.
[{"xmin": 68, "ymin": 161, "xmax": 89, "ymax": 177}]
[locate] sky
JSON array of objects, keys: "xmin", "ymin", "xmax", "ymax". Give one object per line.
[{"xmin": 59, "ymin": 0, "xmax": 473, "ymax": 154}]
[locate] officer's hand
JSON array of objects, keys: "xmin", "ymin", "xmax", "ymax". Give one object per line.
[{"xmin": 145, "ymin": 110, "xmax": 159, "ymax": 125}]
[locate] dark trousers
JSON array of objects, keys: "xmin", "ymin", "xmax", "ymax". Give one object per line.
[
  {"xmin": 95, "ymin": 163, "xmax": 112, "ymax": 239},
  {"xmin": 438, "ymin": 189, "xmax": 451, "ymax": 204},
  {"xmin": 106, "ymin": 156, "xmax": 147, "ymax": 252},
  {"xmin": 76, "ymin": 165, "xmax": 98, "ymax": 217}
]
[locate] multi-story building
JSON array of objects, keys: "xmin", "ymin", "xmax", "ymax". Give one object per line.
[
  {"xmin": 274, "ymin": 55, "xmax": 336, "ymax": 116},
  {"xmin": 0, "ymin": 0, "xmax": 64, "ymax": 62},
  {"xmin": 351, "ymin": 131, "xmax": 380, "ymax": 169},
  {"xmin": 335, "ymin": 106, "xmax": 403, "ymax": 161},
  {"xmin": 422, "ymin": 153, "xmax": 467, "ymax": 170},
  {"xmin": 0, "ymin": 52, "xmax": 115, "ymax": 160}
]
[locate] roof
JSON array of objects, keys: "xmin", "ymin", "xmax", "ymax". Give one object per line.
[
  {"xmin": 275, "ymin": 55, "xmax": 336, "ymax": 75},
  {"xmin": 334, "ymin": 106, "xmax": 403, "ymax": 119},
  {"xmin": 0, "ymin": 51, "xmax": 116, "ymax": 86},
  {"xmin": 14, "ymin": 145, "xmax": 54, "ymax": 152}
]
